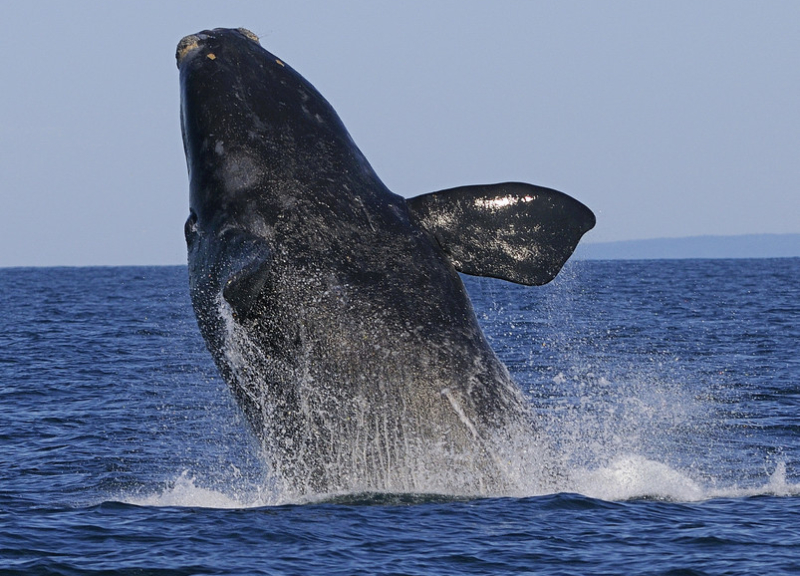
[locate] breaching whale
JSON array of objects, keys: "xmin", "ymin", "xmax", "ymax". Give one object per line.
[{"xmin": 176, "ymin": 28, "xmax": 595, "ymax": 497}]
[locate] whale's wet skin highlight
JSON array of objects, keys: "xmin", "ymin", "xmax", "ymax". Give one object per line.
[
  {"xmin": 177, "ymin": 27, "xmax": 593, "ymax": 497},
  {"xmin": 1, "ymin": 260, "xmax": 798, "ymax": 574}
]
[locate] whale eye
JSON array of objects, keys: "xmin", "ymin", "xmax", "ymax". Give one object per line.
[
  {"xmin": 185, "ymin": 211, "xmax": 198, "ymax": 244},
  {"xmin": 237, "ymin": 28, "xmax": 260, "ymax": 44}
]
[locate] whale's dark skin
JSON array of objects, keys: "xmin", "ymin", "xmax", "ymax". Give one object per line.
[{"xmin": 176, "ymin": 28, "xmax": 595, "ymax": 496}]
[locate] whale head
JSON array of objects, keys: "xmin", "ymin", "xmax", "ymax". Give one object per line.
[{"xmin": 177, "ymin": 28, "xmax": 377, "ymax": 239}]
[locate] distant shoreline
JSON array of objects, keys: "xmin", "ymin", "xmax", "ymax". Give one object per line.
[{"xmin": 575, "ymin": 233, "xmax": 800, "ymax": 260}]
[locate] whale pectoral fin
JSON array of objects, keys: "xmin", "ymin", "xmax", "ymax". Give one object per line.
[
  {"xmin": 221, "ymin": 242, "xmax": 273, "ymax": 322},
  {"xmin": 407, "ymin": 182, "xmax": 596, "ymax": 286}
]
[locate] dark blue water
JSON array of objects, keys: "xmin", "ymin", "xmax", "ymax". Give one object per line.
[{"xmin": 2, "ymin": 260, "xmax": 798, "ymax": 575}]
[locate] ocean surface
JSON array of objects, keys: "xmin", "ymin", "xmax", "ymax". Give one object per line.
[{"xmin": 1, "ymin": 259, "xmax": 798, "ymax": 575}]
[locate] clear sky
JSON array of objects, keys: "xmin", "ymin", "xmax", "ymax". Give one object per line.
[{"xmin": 1, "ymin": 1, "xmax": 798, "ymax": 266}]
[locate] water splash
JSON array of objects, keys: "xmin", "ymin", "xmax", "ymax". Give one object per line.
[
  {"xmin": 137, "ymin": 352, "xmax": 799, "ymax": 506},
  {"xmin": 150, "ymin": 268, "xmax": 798, "ymax": 506},
  {"xmin": 131, "ymin": 350, "xmax": 796, "ymax": 506},
  {"xmin": 204, "ymin": 291, "xmax": 570, "ymax": 499},
  {"xmin": 119, "ymin": 457, "xmax": 798, "ymax": 509},
  {"xmin": 569, "ymin": 455, "xmax": 705, "ymax": 501},
  {"xmin": 705, "ymin": 461, "xmax": 800, "ymax": 499},
  {"xmin": 123, "ymin": 471, "xmax": 276, "ymax": 509}
]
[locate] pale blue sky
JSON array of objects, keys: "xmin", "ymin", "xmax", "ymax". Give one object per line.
[{"xmin": 1, "ymin": 1, "xmax": 798, "ymax": 266}]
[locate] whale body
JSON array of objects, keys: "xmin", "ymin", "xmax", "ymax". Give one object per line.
[{"xmin": 176, "ymin": 28, "xmax": 595, "ymax": 496}]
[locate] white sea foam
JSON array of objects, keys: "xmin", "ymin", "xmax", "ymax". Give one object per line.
[
  {"xmin": 562, "ymin": 456, "xmax": 799, "ymax": 502},
  {"xmin": 119, "ymin": 350, "xmax": 798, "ymax": 507},
  {"xmin": 569, "ymin": 454, "xmax": 706, "ymax": 501},
  {"xmin": 703, "ymin": 461, "xmax": 800, "ymax": 500},
  {"xmin": 123, "ymin": 471, "xmax": 275, "ymax": 509},
  {"xmin": 118, "ymin": 454, "xmax": 799, "ymax": 508}
]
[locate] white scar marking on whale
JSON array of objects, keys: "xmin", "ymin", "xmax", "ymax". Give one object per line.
[
  {"xmin": 441, "ymin": 387, "xmax": 480, "ymax": 439},
  {"xmin": 218, "ymin": 153, "xmax": 260, "ymax": 194}
]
